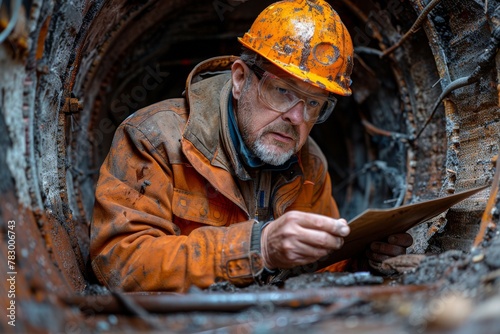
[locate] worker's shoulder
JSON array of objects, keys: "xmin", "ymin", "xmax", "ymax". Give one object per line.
[
  {"xmin": 124, "ymin": 98, "xmax": 188, "ymax": 127},
  {"xmin": 120, "ymin": 98, "xmax": 187, "ymax": 145}
]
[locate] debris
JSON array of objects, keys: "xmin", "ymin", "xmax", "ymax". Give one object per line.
[
  {"xmin": 378, "ymin": 254, "xmax": 426, "ymax": 275},
  {"xmin": 284, "ymin": 272, "xmax": 384, "ymax": 290},
  {"xmin": 472, "ymin": 252, "xmax": 485, "ymax": 263},
  {"xmin": 425, "ymin": 293, "xmax": 473, "ymax": 331}
]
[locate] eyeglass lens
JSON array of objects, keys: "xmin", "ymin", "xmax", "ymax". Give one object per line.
[{"xmin": 259, "ymin": 74, "xmax": 335, "ymax": 123}]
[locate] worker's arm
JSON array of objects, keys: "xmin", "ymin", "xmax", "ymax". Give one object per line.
[{"xmin": 90, "ymin": 121, "xmax": 256, "ymax": 293}]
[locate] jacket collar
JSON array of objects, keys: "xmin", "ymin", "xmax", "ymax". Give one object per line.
[
  {"xmin": 181, "ymin": 56, "xmax": 307, "ymax": 213},
  {"xmin": 182, "ymin": 56, "xmax": 251, "ymax": 181}
]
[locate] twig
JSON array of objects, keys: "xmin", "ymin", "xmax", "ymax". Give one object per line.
[
  {"xmin": 382, "ymin": 0, "xmax": 443, "ymax": 57},
  {"xmin": 354, "ymin": 53, "xmax": 377, "ymax": 77},
  {"xmin": 414, "ymin": 77, "xmax": 468, "ymax": 140},
  {"xmin": 354, "ymin": 46, "xmax": 384, "ymax": 57},
  {"xmin": 415, "ymin": 26, "xmax": 500, "ymax": 140},
  {"xmin": 360, "ymin": 114, "xmax": 410, "ymax": 141}
]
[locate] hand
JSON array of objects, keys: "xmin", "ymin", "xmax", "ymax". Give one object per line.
[
  {"xmin": 260, "ymin": 211, "xmax": 350, "ymax": 269},
  {"xmin": 366, "ymin": 233, "xmax": 414, "ymax": 271}
]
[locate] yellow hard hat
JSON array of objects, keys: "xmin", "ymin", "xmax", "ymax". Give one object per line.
[{"xmin": 238, "ymin": 0, "xmax": 353, "ymax": 96}]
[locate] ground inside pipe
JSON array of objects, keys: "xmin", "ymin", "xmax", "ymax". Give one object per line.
[{"xmin": 68, "ymin": 228, "xmax": 500, "ymax": 333}]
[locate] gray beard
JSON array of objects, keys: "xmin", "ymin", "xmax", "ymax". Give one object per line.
[
  {"xmin": 238, "ymin": 84, "xmax": 298, "ymax": 166},
  {"xmin": 251, "ymin": 132, "xmax": 296, "ymax": 166}
]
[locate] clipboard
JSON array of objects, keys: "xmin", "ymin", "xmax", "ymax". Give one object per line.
[{"xmin": 299, "ymin": 184, "xmax": 489, "ymax": 273}]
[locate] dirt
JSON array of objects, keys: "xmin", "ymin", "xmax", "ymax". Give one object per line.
[
  {"xmin": 205, "ymin": 272, "xmax": 385, "ymax": 293},
  {"xmin": 198, "ymin": 226, "xmax": 500, "ymax": 332},
  {"xmin": 74, "ymin": 227, "xmax": 500, "ymax": 333},
  {"xmin": 203, "ymin": 225, "xmax": 500, "ymax": 293}
]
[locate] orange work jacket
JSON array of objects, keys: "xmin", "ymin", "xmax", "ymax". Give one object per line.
[{"xmin": 90, "ymin": 56, "xmax": 345, "ymax": 293}]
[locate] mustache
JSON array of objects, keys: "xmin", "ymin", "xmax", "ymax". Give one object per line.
[{"xmin": 264, "ymin": 123, "xmax": 299, "ymax": 141}]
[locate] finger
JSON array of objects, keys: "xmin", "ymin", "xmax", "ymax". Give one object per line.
[
  {"xmin": 371, "ymin": 241, "xmax": 407, "ymax": 257},
  {"xmin": 388, "ymin": 233, "xmax": 413, "ymax": 247},
  {"xmin": 276, "ymin": 240, "xmax": 331, "ymax": 267},
  {"xmin": 366, "ymin": 249, "xmax": 390, "ymax": 263},
  {"xmin": 294, "ymin": 211, "xmax": 349, "ymax": 237},
  {"xmin": 297, "ymin": 228, "xmax": 344, "ymax": 250}
]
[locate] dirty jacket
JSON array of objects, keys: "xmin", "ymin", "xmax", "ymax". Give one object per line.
[{"xmin": 90, "ymin": 56, "xmax": 344, "ymax": 293}]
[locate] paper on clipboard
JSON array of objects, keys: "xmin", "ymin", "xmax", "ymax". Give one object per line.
[{"xmin": 313, "ymin": 184, "xmax": 489, "ymax": 270}]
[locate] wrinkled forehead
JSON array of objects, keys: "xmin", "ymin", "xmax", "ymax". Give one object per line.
[{"xmin": 260, "ymin": 62, "xmax": 330, "ymax": 97}]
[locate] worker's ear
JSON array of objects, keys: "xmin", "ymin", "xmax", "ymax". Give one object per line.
[{"xmin": 231, "ymin": 60, "xmax": 249, "ymax": 100}]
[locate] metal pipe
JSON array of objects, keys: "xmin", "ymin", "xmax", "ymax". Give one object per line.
[{"xmin": 60, "ymin": 284, "xmax": 437, "ymax": 314}]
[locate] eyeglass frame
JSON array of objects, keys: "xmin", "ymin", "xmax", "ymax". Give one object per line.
[{"xmin": 248, "ymin": 63, "xmax": 337, "ymax": 124}]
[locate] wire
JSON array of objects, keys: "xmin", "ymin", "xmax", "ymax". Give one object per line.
[
  {"xmin": 414, "ymin": 26, "xmax": 500, "ymax": 140},
  {"xmin": 0, "ymin": 0, "xmax": 22, "ymax": 44},
  {"xmin": 382, "ymin": 0, "xmax": 443, "ymax": 57}
]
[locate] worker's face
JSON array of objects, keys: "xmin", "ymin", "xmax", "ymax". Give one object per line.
[{"xmin": 231, "ymin": 60, "xmax": 328, "ymax": 166}]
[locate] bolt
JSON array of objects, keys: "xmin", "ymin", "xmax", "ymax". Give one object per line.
[{"xmin": 62, "ymin": 97, "xmax": 83, "ymax": 114}]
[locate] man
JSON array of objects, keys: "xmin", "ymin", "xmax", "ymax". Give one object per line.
[{"xmin": 90, "ymin": 0, "xmax": 413, "ymax": 292}]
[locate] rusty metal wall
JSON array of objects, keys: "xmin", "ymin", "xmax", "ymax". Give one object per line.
[
  {"xmin": 410, "ymin": 0, "xmax": 499, "ymax": 252},
  {"xmin": 0, "ymin": 0, "xmax": 499, "ymax": 332}
]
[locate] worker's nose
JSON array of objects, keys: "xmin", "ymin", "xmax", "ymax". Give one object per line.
[{"xmin": 282, "ymin": 100, "xmax": 306, "ymax": 125}]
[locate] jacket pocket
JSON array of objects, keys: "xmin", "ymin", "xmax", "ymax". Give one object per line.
[{"xmin": 172, "ymin": 188, "xmax": 230, "ymax": 226}]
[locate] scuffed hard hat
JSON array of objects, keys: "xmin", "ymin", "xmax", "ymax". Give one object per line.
[{"xmin": 238, "ymin": 0, "xmax": 354, "ymax": 96}]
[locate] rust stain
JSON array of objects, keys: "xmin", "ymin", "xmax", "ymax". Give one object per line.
[
  {"xmin": 473, "ymin": 155, "xmax": 499, "ymax": 248},
  {"xmin": 36, "ymin": 15, "xmax": 52, "ymax": 60}
]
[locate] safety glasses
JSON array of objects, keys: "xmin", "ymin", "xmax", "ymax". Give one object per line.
[{"xmin": 250, "ymin": 64, "xmax": 337, "ymax": 124}]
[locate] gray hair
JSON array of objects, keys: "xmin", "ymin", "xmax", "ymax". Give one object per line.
[{"xmin": 240, "ymin": 47, "xmax": 266, "ymax": 67}]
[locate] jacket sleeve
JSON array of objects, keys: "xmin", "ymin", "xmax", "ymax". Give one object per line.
[{"xmin": 90, "ymin": 121, "xmax": 258, "ymax": 292}]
